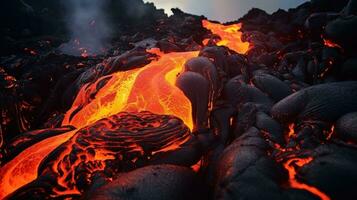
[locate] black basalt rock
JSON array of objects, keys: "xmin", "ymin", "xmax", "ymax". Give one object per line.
[
  {"xmin": 85, "ymin": 165, "xmax": 206, "ymax": 200},
  {"xmin": 271, "ymin": 81, "xmax": 357, "ymax": 123}
]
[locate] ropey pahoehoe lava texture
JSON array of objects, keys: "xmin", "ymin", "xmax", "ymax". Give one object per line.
[{"xmin": 2, "ymin": 0, "xmax": 357, "ymax": 200}]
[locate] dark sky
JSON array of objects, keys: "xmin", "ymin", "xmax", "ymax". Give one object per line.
[{"xmin": 144, "ymin": 0, "xmax": 308, "ymax": 22}]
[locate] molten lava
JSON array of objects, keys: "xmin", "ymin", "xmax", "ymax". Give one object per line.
[
  {"xmin": 0, "ymin": 50, "xmax": 198, "ymax": 198},
  {"xmin": 284, "ymin": 157, "xmax": 330, "ymax": 200},
  {"xmin": 0, "ymin": 130, "xmax": 77, "ymax": 199},
  {"xmin": 0, "ymin": 20, "xmax": 253, "ymax": 198},
  {"xmin": 62, "ymin": 50, "xmax": 198, "ymax": 130},
  {"xmin": 202, "ymin": 20, "xmax": 250, "ymax": 54}
]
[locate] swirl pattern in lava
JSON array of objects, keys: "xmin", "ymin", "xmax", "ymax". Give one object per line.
[{"xmin": 5, "ymin": 112, "xmax": 193, "ymax": 199}]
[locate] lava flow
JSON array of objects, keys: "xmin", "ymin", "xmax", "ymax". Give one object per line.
[
  {"xmin": 281, "ymin": 125, "xmax": 331, "ymax": 200},
  {"xmin": 0, "ymin": 19, "xmax": 251, "ymax": 199},
  {"xmin": 284, "ymin": 157, "xmax": 330, "ymax": 200},
  {"xmin": 0, "ymin": 50, "xmax": 198, "ymax": 199},
  {"xmin": 62, "ymin": 50, "xmax": 198, "ymax": 130},
  {"xmin": 202, "ymin": 20, "xmax": 250, "ymax": 54}
]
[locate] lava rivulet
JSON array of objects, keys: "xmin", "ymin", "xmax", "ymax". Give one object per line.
[
  {"xmin": 202, "ymin": 20, "xmax": 250, "ymax": 54},
  {"xmin": 284, "ymin": 157, "xmax": 330, "ymax": 200}
]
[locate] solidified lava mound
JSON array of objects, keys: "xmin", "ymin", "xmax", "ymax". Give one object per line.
[{"xmin": 2, "ymin": 0, "xmax": 357, "ymax": 200}]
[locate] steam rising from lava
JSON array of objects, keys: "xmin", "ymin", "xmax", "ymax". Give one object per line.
[{"xmin": 59, "ymin": 0, "xmax": 112, "ymax": 56}]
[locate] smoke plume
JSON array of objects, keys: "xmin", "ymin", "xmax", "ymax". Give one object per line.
[{"xmin": 60, "ymin": 0, "xmax": 111, "ymax": 57}]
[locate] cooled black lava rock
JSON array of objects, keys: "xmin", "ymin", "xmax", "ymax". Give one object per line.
[
  {"xmin": 184, "ymin": 56, "xmax": 219, "ymax": 103},
  {"xmin": 214, "ymin": 127, "xmax": 316, "ymax": 200},
  {"xmin": 341, "ymin": 58, "xmax": 357, "ymax": 80},
  {"xmin": 84, "ymin": 165, "xmax": 206, "ymax": 200},
  {"xmin": 255, "ymin": 112, "xmax": 284, "ymax": 144},
  {"xmin": 271, "ymin": 81, "xmax": 357, "ymax": 123},
  {"xmin": 310, "ymin": 0, "xmax": 349, "ymax": 12},
  {"xmin": 335, "ymin": 112, "xmax": 357, "ymax": 142},
  {"xmin": 305, "ymin": 12, "xmax": 340, "ymax": 39},
  {"xmin": 252, "ymin": 73, "xmax": 292, "ymax": 102},
  {"xmin": 341, "ymin": 0, "xmax": 357, "ymax": 15},
  {"xmin": 325, "ymin": 15, "xmax": 357, "ymax": 50},
  {"xmin": 176, "ymin": 71, "xmax": 210, "ymax": 131},
  {"xmin": 299, "ymin": 144, "xmax": 357, "ymax": 200},
  {"xmin": 224, "ymin": 76, "xmax": 274, "ymax": 110},
  {"xmin": 234, "ymin": 103, "xmax": 258, "ymax": 138}
]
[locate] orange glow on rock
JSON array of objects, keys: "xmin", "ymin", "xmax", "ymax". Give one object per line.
[
  {"xmin": 323, "ymin": 39, "xmax": 342, "ymax": 49},
  {"xmin": 284, "ymin": 157, "xmax": 330, "ymax": 200},
  {"xmin": 202, "ymin": 20, "xmax": 250, "ymax": 54},
  {"xmin": 325, "ymin": 125, "xmax": 335, "ymax": 140},
  {"xmin": 288, "ymin": 124, "xmax": 295, "ymax": 138}
]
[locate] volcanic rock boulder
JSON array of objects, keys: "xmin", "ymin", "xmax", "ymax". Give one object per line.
[
  {"xmin": 310, "ymin": 0, "xmax": 349, "ymax": 12},
  {"xmin": 342, "ymin": 0, "xmax": 357, "ymax": 15},
  {"xmin": 224, "ymin": 76, "xmax": 274, "ymax": 111},
  {"xmin": 271, "ymin": 81, "xmax": 357, "ymax": 123},
  {"xmin": 184, "ymin": 56, "xmax": 219, "ymax": 104},
  {"xmin": 341, "ymin": 58, "xmax": 357, "ymax": 80},
  {"xmin": 305, "ymin": 12, "xmax": 340, "ymax": 39},
  {"xmin": 255, "ymin": 111, "xmax": 284, "ymax": 145},
  {"xmin": 335, "ymin": 112, "xmax": 357, "ymax": 142},
  {"xmin": 105, "ymin": 49, "xmax": 158, "ymax": 73},
  {"xmin": 298, "ymin": 144, "xmax": 357, "ymax": 200},
  {"xmin": 252, "ymin": 73, "xmax": 292, "ymax": 102},
  {"xmin": 325, "ymin": 15, "xmax": 357, "ymax": 50},
  {"xmin": 214, "ymin": 127, "xmax": 287, "ymax": 200},
  {"xmin": 176, "ymin": 71, "xmax": 210, "ymax": 131},
  {"xmin": 85, "ymin": 164, "xmax": 206, "ymax": 200}
]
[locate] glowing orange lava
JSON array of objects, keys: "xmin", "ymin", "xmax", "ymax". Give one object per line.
[
  {"xmin": 284, "ymin": 157, "xmax": 330, "ymax": 200},
  {"xmin": 0, "ymin": 19, "xmax": 252, "ymax": 198},
  {"xmin": 0, "ymin": 130, "xmax": 77, "ymax": 199},
  {"xmin": 62, "ymin": 50, "xmax": 198, "ymax": 130},
  {"xmin": 202, "ymin": 20, "xmax": 250, "ymax": 54},
  {"xmin": 0, "ymin": 50, "xmax": 198, "ymax": 199}
]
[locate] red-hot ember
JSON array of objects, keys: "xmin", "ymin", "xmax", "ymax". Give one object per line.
[{"xmin": 323, "ymin": 38, "xmax": 342, "ymax": 49}]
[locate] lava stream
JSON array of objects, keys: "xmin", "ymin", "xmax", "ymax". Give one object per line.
[
  {"xmin": 202, "ymin": 20, "xmax": 250, "ymax": 54},
  {"xmin": 62, "ymin": 50, "xmax": 199, "ymax": 130},
  {"xmin": 284, "ymin": 157, "xmax": 330, "ymax": 200},
  {"xmin": 0, "ymin": 51, "xmax": 199, "ymax": 198}
]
